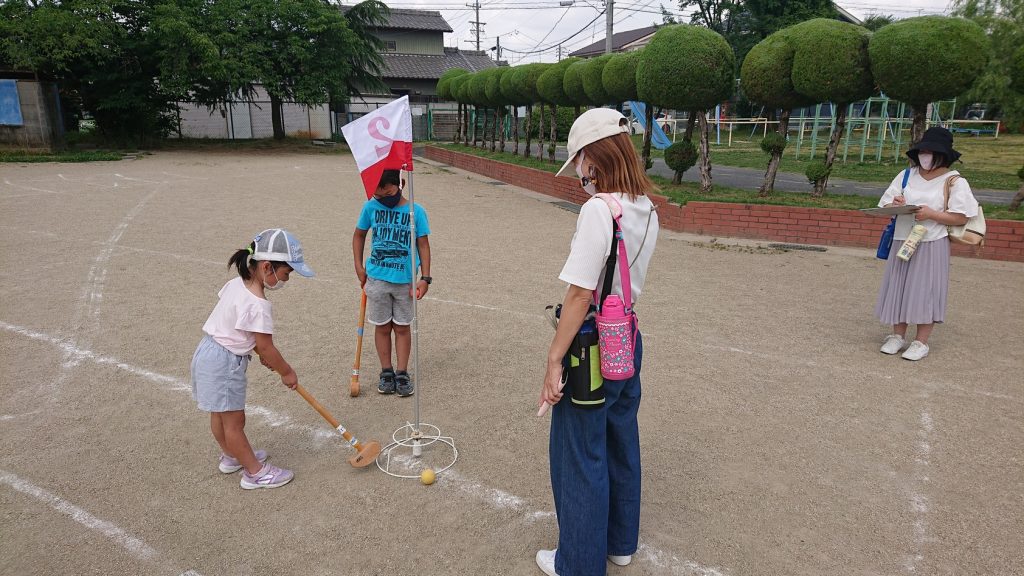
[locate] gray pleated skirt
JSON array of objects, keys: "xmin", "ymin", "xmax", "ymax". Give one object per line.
[{"xmin": 875, "ymin": 237, "xmax": 950, "ymax": 326}]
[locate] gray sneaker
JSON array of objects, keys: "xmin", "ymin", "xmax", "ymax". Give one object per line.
[
  {"xmin": 377, "ymin": 368, "xmax": 396, "ymax": 394},
  {"xmin": 396, "ymin": 371, "xmax": 414, "ymax": 397}
]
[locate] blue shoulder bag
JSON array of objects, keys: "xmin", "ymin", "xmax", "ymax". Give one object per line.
[{"xmin": 876, "ymin": 168, "xmax": 911, "ymax": 260}]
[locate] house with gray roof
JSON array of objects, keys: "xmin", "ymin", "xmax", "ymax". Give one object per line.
[{"xmin": 345, "ymin": 7, "xmax": 497, "ymax": 103}]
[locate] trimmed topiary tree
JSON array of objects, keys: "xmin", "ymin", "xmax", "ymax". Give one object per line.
[
  {"xmin": 538, "ymin": 57, "xmax": 580, "ymax": 162},
  {"xmin": 740, "ymin": 29, "xmax": 816, "ymax": 196},
  {"xmin": 870, "ymin": 16, "xmax": 990, "ymax": 145},
  {"xmin": 582, "ymin": 54, "xmax": 614, "ymax": 106},
  {"xmin": 510, "ymin": 63, "xmax": 550, "ymax": 159},
  {"xmin": 664, "ymin": 140, "xmax": 698, "ymax": 184},
  {"xmin": 1010, "ymin": 46, "xmax": 1024, "ymax": 211},
  {"xmin": 787, "ymin": 18, "xmax": 874, "ymax": 197},
  {"xmin": 450, "ymin": 74, "xmax": 473, "ymax": 146},
  {"xmin": 467, "ymin": 71, "xmax": 491, "ymax": 148},
  {"xmin": 485, "ymin": 67, "xmax": 509, "ymax": 152},
  {"xmin": 602, "ymin": 51, "xmax": 641, "ymax": 103},
  {"xmin": 637, "ymin": 24, "xmax": 734, "ymax": 192},
  {"xmin": 562, "ymin": 59, "xmax": 591, "ymax": 115},
  {"xmin": 437, "ymin": 68, "xmax": 468, "ymax": 144},
  {"xmin": 500, "ymin": 64, "xmax": 530, "ymax": 155}
]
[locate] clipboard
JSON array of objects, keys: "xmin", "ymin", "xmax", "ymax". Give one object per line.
[{"xmin": 859, "ymin": 205, "xmax": 920, "ymax": 216}]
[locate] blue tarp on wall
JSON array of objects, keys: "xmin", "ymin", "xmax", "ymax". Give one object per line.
[{"xmin": 0, "ymin": 80, "xmax": 25, "ymax": 126}]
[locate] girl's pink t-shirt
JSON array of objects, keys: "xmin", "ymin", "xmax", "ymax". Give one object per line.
[{"xmin": 202, "ymin": 277, "xmax": 273, "ymax": 355}]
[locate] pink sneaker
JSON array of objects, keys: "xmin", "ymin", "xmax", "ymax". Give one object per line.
[
  {"xmin": 240, "ymin": 464, "xmax": 294, "ymax": 490},
  {"xmin": 219, "ymin": 449, "xmax": 268, "ymax": 473}
]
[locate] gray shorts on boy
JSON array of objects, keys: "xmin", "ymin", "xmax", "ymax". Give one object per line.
[
  {"xmin": 191, "ymin": 335, "xmax": 250, "ymax": 412},
  {"xmin": 364, "ymin": 277, "xmax": 414, "ymax": 326}
]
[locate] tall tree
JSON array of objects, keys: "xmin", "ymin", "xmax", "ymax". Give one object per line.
[
  {"xmin": 638, "ymin": 25, "xmax": 735, "ymax": 192},
  {"xmin": 870, "ymin": 16, "xmax": 991, "ymax": 145},
  {"xmin": 788, "ymin": 18, "xmax": 874, "ymax": 197},
  {"xmin": 951, "ymin": 0, "xmax": 1024, "ymax": 133},
  {"xmin": 1, "ymin": 0, "xmax": 175, "ymax": 145},
  {"xmin": 153, "ymin": 0, "xmax": 387, "ymax": 140}
]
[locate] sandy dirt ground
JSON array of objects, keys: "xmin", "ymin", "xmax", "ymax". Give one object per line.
[{"xmin": 1, "ymin": 149, "xmax": 1022, "ymax": 576}]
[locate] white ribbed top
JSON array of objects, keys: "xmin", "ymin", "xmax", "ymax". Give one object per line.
[{"xmin": 559, "ymin": 193, "xmax": 659, "ymax": 304}]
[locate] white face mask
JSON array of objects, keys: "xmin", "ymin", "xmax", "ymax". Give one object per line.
[
  {"xmin": 263, "ymin": 266, "xmax": 287, "ymax": 291},
  {"xmin": 574, "ymin": 152, "xmax": 598, "ymax": 196},
  {"xmin": 918, "ymin": 152, "xmax": 934, "ymax": 171}
]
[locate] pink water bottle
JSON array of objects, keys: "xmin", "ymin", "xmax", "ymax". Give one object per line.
[{"xmin": 594, "ymin": 295, "xmax": 635, "ymax": 380}]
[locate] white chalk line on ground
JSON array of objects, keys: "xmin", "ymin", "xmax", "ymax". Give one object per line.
[
  {"xmin": 0, "ymin": 469, "xmax": 203, "ymax": 576},
  {"xmin": 905, "ymin": 386, "xmax": 935, "ymax": 574},
  {"xmin": 3, "ymin": 320, "xmax": 719, "ymax": 575},
  {"xmin": 0, "ymin": 321, "xmax": 333, "ymax": 445}
]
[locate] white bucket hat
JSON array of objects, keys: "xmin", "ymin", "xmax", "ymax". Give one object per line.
[
  {"xmin": 251, "ymin": 228, "xmax": 315, "ymax": 277},
  {"xmin": 555, "ymin": 107, "xmax": 631, "ymax": 177}
]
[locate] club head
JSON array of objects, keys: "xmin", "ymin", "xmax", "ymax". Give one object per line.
[
  {"xmin": 349, "ymin": 377, "xmax": 360, "ymax": 397},
  {"xmin": 348, "ymin": 440, "xmax": 381, "ymax": 468}
]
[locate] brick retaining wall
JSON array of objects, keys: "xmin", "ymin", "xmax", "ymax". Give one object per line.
[{"xmin": 424, "ymin": 145, "xmax": 1024, "ymax": 262}]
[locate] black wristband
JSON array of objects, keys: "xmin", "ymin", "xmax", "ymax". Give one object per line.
[{"xmin": 421, "ymin": 276, "xmax": 432, "ymax": 285}]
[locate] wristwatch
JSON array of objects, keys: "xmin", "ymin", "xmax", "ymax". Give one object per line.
[{"xmin": 421, "ymin": 276, "xmax": 432, "ymax": 285}]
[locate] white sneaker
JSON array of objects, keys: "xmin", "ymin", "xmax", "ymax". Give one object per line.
[
  {"xmin": 609, "ymin": 554, "xmax": 633, "ymax": 566},
  {"xmin": 901, "ymin": 341, "xmax": 929, "ymax": 361},
  {"xmin": 535, "ymin": 549, "xmax": 558, "ymax": 576},
  {"xmin": 880, "ymin": 334, "xmax": 906, "ymax": 355}
]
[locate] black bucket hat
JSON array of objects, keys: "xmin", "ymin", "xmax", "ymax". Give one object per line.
[{"xmin": 907, "ymin": 126, "xmax": 961, "ymax": 164}]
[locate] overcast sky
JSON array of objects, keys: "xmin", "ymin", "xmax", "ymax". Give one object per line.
[{"xmin": 372, "ymin": 0, "xmax": 957, "ymax": 63}]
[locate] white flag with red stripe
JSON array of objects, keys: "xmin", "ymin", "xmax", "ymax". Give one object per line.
[{"xmin": 341, "ymin": 96, "xmax": 414, "ymax": 198}]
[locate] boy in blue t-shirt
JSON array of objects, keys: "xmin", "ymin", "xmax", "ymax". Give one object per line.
[{"xmin": 352, "ymin": 170, "xmax": 431, "ymax": 397}]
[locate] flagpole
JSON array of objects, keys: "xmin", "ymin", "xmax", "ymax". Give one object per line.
[{"xmin": 404, "ymin": 163, "xmax": 422, "ymax": 456}]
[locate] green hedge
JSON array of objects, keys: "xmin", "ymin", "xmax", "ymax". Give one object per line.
[
  {"xmin": 511, "ymin": 63, "xmax": 550, "ymax": 104},
  {"xmin": 603, "ymin": 51, "xmax": 641, "ymax": 102},
  {"xmin": 869, "ymin": 16, "xmax": 989, "ymax": 105},
  {"xmin": 485, "ymin": 68, "xmax": 507, "ymax": 107},
  {"xmin": 636, "ymin": 25, "xmax": 734, "ymax": 110},
  {"xmin": 436, "ymin": 68, "xmax": 468, "ymax": 101},
  {"xmin": 788, "ymin": 19, "xmax": 873, "ymax": 105},
  {"xmin": 537, "ymin": 57, "xmax": 580, "ymax": 106},
  {"xmin": 582, "ymin": 54, "xmax": 614, "ymax": 105},
  {"xmin": 740, "ymin": 30, "xmax": 814, "ymax": 110},
  {"xmin": 562, "ymin": 60, "xmax": 591, "ymax": 106}
]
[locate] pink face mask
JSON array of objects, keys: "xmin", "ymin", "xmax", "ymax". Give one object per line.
[{"xmin": 918, "ymin": 152, "xmax": 934, "ymax": 171}]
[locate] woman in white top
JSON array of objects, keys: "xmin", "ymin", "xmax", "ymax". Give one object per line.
[
  {"xmin": 875, "ymin": 127, "xmax": 979, "ymax": 361},
  {"xmin": 536, "ymin": 108, "xmax": 659, "ymax": 576}
]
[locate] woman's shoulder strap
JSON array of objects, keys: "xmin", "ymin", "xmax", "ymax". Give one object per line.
[{"xmin": 592, "ymin": 193, "xmax": 623, "ymax": 221}]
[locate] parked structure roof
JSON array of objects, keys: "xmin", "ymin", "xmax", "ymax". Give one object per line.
[
  {"xmin": 569, "ymin": 25, "xmax": 659, "ymax": 58},
  {"xmin": 341, "ymin": 6, "xmax": 453, "ymax": 32},
  {"xmin": 382, "ymin": 48, "xmax": 497, "ymax": 80}
]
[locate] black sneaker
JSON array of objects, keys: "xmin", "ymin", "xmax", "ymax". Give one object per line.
[
  {"xmin": 395, "ymin": 371, "xmax": 414, "ymax": 397},
  {"xmin": 377, "ymin": 368, "xmax": 396, "ymax": 394}
]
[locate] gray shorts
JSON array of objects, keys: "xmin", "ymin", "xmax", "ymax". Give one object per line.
[
  {"xmin": 190, "ymin": 335, "xmax": 250, "ymax": 412},
  {"xmin": 365, "ymin": 277, "xmax": 414, "ymax": 326}
]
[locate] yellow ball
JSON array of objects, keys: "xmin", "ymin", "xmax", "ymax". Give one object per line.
[{"xmin": 420, "ymin": 469, "xmax": 436, "ymax": 485}]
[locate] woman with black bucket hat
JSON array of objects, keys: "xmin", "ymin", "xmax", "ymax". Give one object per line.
[{"xmin": 875, "ymin": 127, "xmax": 980, "ymax": 361}]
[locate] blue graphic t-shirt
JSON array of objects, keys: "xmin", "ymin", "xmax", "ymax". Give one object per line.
[{"xmin": 357, "ymin": 199, "xmax": 431, "ymax": 284}]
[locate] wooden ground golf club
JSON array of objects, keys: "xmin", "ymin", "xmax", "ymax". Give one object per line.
[
  {"xmin": 350, "ymin": 289, "xmax": 367, "ymax": 397},
  {"xmin": 294, "ymin": 384, "xmax": 381, "ymax": 468},
  {"xmin": 255, "ymin": 349, "xmax": 379, "ymax": 467}
]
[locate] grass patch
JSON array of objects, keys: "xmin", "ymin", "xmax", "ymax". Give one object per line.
[
  {"xmin": 0, "ymin": 150, "xmax": 125, "ymax": 163},
  {"xmin": 436, "ymin": 143, "xmax": 1024, "ymax": 221},
  {"xmin": 632, "ymin": 133, "xmax": 1024, "ymax": 191}
]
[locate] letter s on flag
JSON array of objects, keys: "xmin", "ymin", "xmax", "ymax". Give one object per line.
[{"xmin": 341, "ymin": 96, "xmax": 414, "ymax": 198}]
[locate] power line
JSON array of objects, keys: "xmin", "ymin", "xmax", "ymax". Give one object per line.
[{"xmin": 501, "ymin": 9, "xmax": 607, "ymax": 55}]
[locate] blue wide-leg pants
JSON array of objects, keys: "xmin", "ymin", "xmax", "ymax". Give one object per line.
[{"xmin": 550, "ymin": 332, "xmax": 643, "ymax": 576}]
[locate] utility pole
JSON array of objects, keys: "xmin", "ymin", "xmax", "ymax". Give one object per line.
[
  {"xmin": 605, "ymin": 0, "xmax": 614, "ymax": 54},
  {"xmin": 467, "ymin": 0, "xmax": 484, "ymax": 51},
  {"xmin": 557, "ymin": 43, "xmax": 562, "ymax": 60}
]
